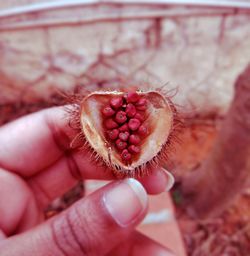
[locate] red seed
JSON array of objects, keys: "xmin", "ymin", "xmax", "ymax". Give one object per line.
[
  {"xmin": 105, "ymin": 118, "xmax": 118, "ymax": 129},
  {"xmin": 138, "ymin": 125, "xmax": 148, "ymax": 136},
  {"xmin": 136, "ymin": 105, "xmax": 147, "ymax": 111},
  {"xmin": 129, "ymin": 134, "xmax": 141, "ymax": 145},
  {"xmin": 128, "ymin": 118, "xmax": 141, "ymax": 131},
  {"xmin": 110, "ymin": 97, "xmax": 123, "ymax": 109},
  {"xmin": 115, "ymin": 111, "xmax": 127, "ymax": 124},
  {"xmin": 136, "ymin": 98, "xmax": 147, "ymax": 106},
  {"xmin": 102, "ymin": 106, "xmax": 115, "ymax": 117},
  {"xmin": 128, "ymin": 145, "xmax": 141, "ymax": 154},
  {"xmin": 126, "ymin": 92, "xmax": 140, "ymax": 103},
  {"xmin": 119, "ymin": 123, "xmax": 129, "ymax": 132},
  {"xmin": 116, "ymin": 139, "xmax": 127, "ymax": 150},
  {"xmin": 136, "ymin": 98, "xmax": 148, "ymax": 111},
  {"xmin": 107, "ymin": 129, "xmax": 119, "ymax": 140},
  {"xmin": 119, "ymin": 131, "xmax": 130, "ymax": 141},
  {"xmin": 125, "ymin": 103, "xmax": 137, "ymax": 118},
  {"xmin": 134, "ymin": 113, "xmax": 144, "ymax": 122},
  {"xmin": 121, "ymin": 149, "xmax": 132, "ymax": 161}
]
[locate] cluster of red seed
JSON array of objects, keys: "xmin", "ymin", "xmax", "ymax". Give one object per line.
[{"xmin": 102, "ymin": 92, "xmax": 148, "ymax": 163}]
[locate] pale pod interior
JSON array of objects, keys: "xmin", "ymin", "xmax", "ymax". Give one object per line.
[{"xmin": 80, "ymin": 91, "xmax": 173, "ymax": 173}]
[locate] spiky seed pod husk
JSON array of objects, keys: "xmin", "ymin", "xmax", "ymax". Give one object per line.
[{"xmin": 66, "ymin": 89, "xmax": 182, "ymax": 178}]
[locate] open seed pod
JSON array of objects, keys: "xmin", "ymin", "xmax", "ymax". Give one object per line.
[{"xmin": 76, "ymin": 90, "xmax": 177, "ymax": 177}]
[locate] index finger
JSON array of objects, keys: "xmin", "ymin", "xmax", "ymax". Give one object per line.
[{"xmin": 0, "ymin": 106, "xmax": 80, "ymax": 177}]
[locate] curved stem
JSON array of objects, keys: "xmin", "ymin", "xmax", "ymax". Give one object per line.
[{"xmin": 181, "ymin": 63, "xmax": 250, "ymax": 218}]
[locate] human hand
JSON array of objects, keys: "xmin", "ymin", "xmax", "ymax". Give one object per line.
[{"xmin": 0, "ymin": 107, "xmax": 174, "ymax": 256}]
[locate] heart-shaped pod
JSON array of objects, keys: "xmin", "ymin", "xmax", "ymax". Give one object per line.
[{"xmin": 79, "ymin": 90, "xmax": 174, "ymax": 176}]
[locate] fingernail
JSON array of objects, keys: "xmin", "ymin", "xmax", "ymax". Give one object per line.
[
  {"xmin": 0, "ymin": 230, "xmax": 6, "ymax": 242},
  {"xmin": 103, "ymin": 178, "xmax": 147, "ymax": 227},
  {"xmin": 156, "ymin": 250, "xmax": 176, "ymax": 256},
  {"xmin": 144, "ymin": 248, "xmax": 176, "ymax": 256},
  {"xmin": 162, "ymin": 168, "xmax": 175, "ymax": 191}
]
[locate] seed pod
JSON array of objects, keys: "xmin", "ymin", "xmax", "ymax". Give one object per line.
[{"xmin": 75, "ymin": 90, "xmax": 178, "ymax": 177}]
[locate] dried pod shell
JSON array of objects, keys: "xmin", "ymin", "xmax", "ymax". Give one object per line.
[{"xmin": 79, "ymin": 90, "xmax": 175, "ymax": 176}]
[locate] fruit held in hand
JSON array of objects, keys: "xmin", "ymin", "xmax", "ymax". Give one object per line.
[{"xmin": 72, "ymin": 89, "xmax": 178, "ymax": 177}]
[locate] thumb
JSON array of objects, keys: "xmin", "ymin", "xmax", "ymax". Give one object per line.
[{"xmin": 0, "ymin": 179, "xmax": 148, "ymax": 256}]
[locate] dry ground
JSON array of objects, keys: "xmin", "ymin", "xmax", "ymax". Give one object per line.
[{"xmin": 172, "ymin": 116, "xmax": 250, "ymax": 256}]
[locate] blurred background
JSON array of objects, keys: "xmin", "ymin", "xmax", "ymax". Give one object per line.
[{"xmin": 0, "ymin": 1, "xmax": 250, "ymax": 255}]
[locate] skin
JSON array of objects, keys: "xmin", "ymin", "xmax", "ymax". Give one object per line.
[{"xmin": 0, "ymin": 107, "xmax": 174, "ymax": 256}]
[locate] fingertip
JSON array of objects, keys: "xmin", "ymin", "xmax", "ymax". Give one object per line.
[
  {"xmin": 103, "ymin": 178, "xmax": 148, "ymax": 227},
  {"xmin": 0, "ymin": 230, "xmax": 6, "ymax": 242},
  {"xmin": 138, "ymin": 167, "xmax": 175, "ymax": 195},
  {"xmin": 162, "ymin": 169, "xmax": 175, "ymax": 192}
]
